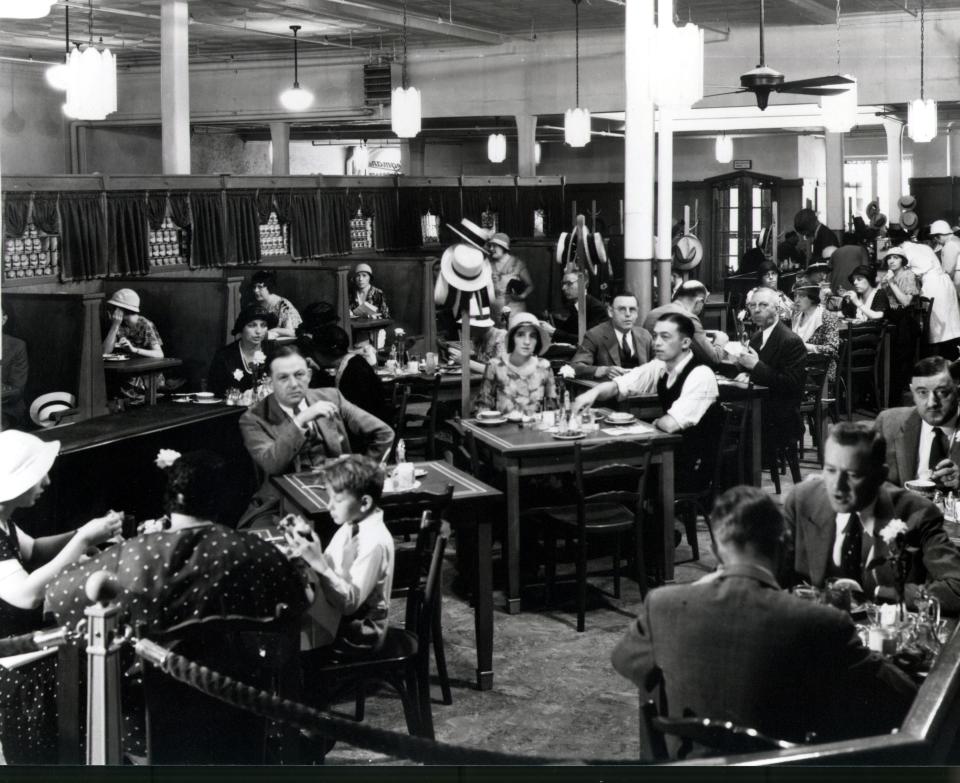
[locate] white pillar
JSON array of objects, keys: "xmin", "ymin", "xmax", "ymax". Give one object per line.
[
  {"xmin": 160, "ymin": 0, "xmax": 190, "ymax": 174},
  {"xmin": 515, "ymin": 114, "xmax": 537, "ymax": 177},
  {"xmin": 825, "ymin": 131, "xmax": 844, "ymax": 234},
  {"xmin": 624, "ymin": 0, "xmax": 656, "ymax": 318},
  {"xmin": 656, "ymin": 108, "xmax": 674, "ymax": 306},
  {"xmin": 884, "ymin": 118, "xmax": 904, "ymax": 222},
  {"xmin": 270, "ymin": 122, "xmax": 290, "ymax": 175}
]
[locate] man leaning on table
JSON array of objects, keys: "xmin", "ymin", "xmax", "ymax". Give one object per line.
[
  {"xmin": 641, "ymin": 280, "xmax": 727, "ymax": 369},
  {"xmin": 238, "ymin": 345, "xmax": 394, "ymax": 528},
  {"xmin": 569, "ymin": 288, "xmax": 652, "ymax": 380},
  {"xmin": 783, "ymin": 421, "xmax": 960, "ymax": 614}
]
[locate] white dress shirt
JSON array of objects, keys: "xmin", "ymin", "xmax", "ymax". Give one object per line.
[
  {"xmin": 613, "ymin": 351, "xmax": 719, "ymax": 429},
  {"xmin": 832, "ymin": 499, "xmax": 878, "ymax": 570},
  {"xmin": 279, "ymin": 398, "xmax": 312, "ymax": 432},
  {"xmin": 614, "ymin": 328, "xmax": 634, "ymax": 359},
  {"xmin": 917, "ymin": 416, "xmax": 958, "ymax": 479},
  {"xmin": 759, "ymin": 321, "xmax": 777, "ymax": 351}
]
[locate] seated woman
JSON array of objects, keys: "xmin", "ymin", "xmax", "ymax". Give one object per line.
[
  {"xmin": 841, "ymin": 265, "xmax": 889, "ymax": 323},
  {"xmin": 880, "ymin": 248, "xmax": 920, "ymax": 400},
  {"xmin": 101, "ymin": 288, "xmax": 166, "ymax": 401},
  {"xmin": 350, "ymin": 263, "xmax": 391, "ymax": 351},
  {"xmin": 0, "ymin": 430, "xmax": 122, "ymax": 763},
  {"xmin": 251, "ymin": 270, "xmax": 302, "ymax": 340},
  {"xmin": 474, "ymin": 312, "xmax": 557, "ymax": 416},
  {"xmin": 206, "ymin": 306, "xmax": 277, "ymax": 398},
  {"xmin": 791, "ymin": 285, "xmax": 841, "ymax": 383},
  {"xmin": 756, "ymin": 261, "xmax": 794, "ymax": 325}
]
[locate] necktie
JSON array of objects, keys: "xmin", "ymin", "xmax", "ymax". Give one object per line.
[
  {"xmin": 840, "ymin": 512, "xmax": 863, "ymax": 582},
  {"xmin": 621, "ymin": 332, "xmax": 632, "ymax": 361},
  {"xmin": 929, "ymin": 426, "xmax": 948, "ymax": 470}
]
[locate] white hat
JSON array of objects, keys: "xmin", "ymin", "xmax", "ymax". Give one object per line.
[
  {"xmin": 507, "ymin": 312, "xmax": 551, "ymax": 355},
  {"xmin": 930, "ymin": 219, "xmax": 953, "ymax": 236},
  {"xmin": 821, "ymin": 245, "xmax": 838, "ymax": 260},
  {"xmin": 0, "ymin": 430, "xmax": 60, "ymax": 503},
  {"xmin": 107, "ymin": 288, "xmax": 140, "ymax": 313},
  {"xmin": 446, "ymin": 219, "xmax": 492, "ymax": 251},
  {"xmin": 456, "ymin": 291, "xmax": 494, "ymax": 328},
  {"xmin": 440, "ymin": 243, "xmax": 491, "ymax": 292}
]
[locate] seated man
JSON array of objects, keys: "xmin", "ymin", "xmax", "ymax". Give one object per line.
[
  {"xmin": 569, "ymin": 288, "xmax": 652, "ymax": 379},
  {"xmin": 572, "ymin": 313, "xmax": 721, "ymax": 490},
  {"xmin": 540, "ymin": 270, "xmax": 607, "ymax": 346},
  {"xmin": 612, "ymin": 485, "xmax": 916, "ymax": 752},
  {"xmin": 874, "ymin": 356, "xmax": 960, "ymax": 491},
  {"xmin": 642, "ymin": 280, "xmax": 727, "ymax": 369},
  {"xmin": 1, "ymin": 307, "xmax": 28, "ymax": 428},
  {"xmin": 784, "ymin": 421, "xmax": 960, "ymax": 613},
  {"xmin": 238, "ymin": 346, "xmax": 394, "ymax": 527}
]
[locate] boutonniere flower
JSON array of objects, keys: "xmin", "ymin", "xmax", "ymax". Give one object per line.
[
  {"xmin": 558, "ymin": 365, "xmax": 575, "ymax": 380},
  {"xmin": 394, "ymin": 327, "xmax": 406, "ymax": 337},
  {"xmin": 232, "ymin": 369, "xmax": 244, "ymax": 382},
  {"xmin": 880, "ymin": 519, "xmax": 908, "ymax": 545},
  {"xmin": 155, "ymin": 449, "xmax": 181, "ymax": 469},
  {"xmin": 252, "ymin": 350, "xmax": 266, "ymax": 366}
]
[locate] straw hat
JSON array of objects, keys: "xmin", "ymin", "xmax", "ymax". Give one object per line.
[
  {"xmin": 821, "ymin": 246, "xmax": 838, "ymax": 260},
  {"xmin": 447, "ymin": 219, "xmax": 492, "ymax": 251},
  {"xmin": 0, "ymin": 430, "xmax": 60, "ymax": 503},
  {"xmin": 672, "ymin": 235, "xmax": 704, "ymax": 271},
  {"xmin": 440, "ymin": 243, "xmax": 491, "ymax": 292},
  {"xmin": 107, "ymin": 288, "xmax": 140, "ymax": 314},
  {"xmin": 488, "ymin": 233, "xmax": 511, "ymax": 252},
  {"xmin": 900, "ymin": 211, "xmax": 919, "ymax": 232},
  {"xmin": 456, "ymin": 290, "xmax": 494, "ymax": 328},
  {"xmin": 29, "ymin": 391, "xmax": 76, "ymax": 429},
  {"xmin": 898, "ymin": 195, "xmax": 917, "ymax": 212},
  {"xmin": 506, "ymin": 312, "xmax": 551, "ymax": 355}
]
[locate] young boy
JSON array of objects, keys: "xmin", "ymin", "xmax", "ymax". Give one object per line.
[{"xmin": 282, "ymin": 455, "xmax": 395, "ymax": 658}]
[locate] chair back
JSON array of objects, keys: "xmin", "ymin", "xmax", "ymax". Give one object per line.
[
  {"xmin": 413, "ymin": 527, "xmax": 449, "ymax": 653},
  {"xmin": 389, "ymin": 373, "xmax": 443, "ymax": 461},
  {"xmin": 573, "ymin": 439, "xmax": 653, "ymax": 530},
  {"xmin": 918, "ymin": 296, "xmax": 933, "ymax": 347},
  {"xmin": 801, "ymin": 352, "xmax": 830, "ymax": 410}
]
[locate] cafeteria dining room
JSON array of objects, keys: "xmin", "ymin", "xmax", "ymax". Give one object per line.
[{"xmin": 3, "ymin": 0, "xmax": 960, "ymax": 770}]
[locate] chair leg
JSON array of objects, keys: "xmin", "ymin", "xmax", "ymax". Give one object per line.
[
  {"xmin": 768, "ymin": 454, "xmax": 782, "ymax": 494},
  {"xmin": 395, "ymin": 669, "xmax": 425, "ymax": 739},
  {"xmin": 682, "ymin": 504, "xmax": 699, "ymax": 562},
  {"xmin": 414, "ymin": 656, "xmax": 435, "ymax": 740},
  {"xmin": 633, "ymin": 525, "xmax": 649, "ymax": 598},
  {"xmin": 354, "ymin": 680, "xmax": 366, "ymax": 721},
  {"xmin": 576, "ymin": 535, "xmax": 587, "ymax": 633},
  {"xmin": 432, "ymin": 597, "xmax": 452, "ymax": 706},
  {"xmin": 544, "ymin": 526, "xmax": 557, "ymax": 607},
  {"xmin": 701, "ymin": 509, "xmax": 716, "ymax": 551},
  {"xmin": 613, "ymin": 535, "xmax": 621, "ymax": 600},
  {"xmin": 786, "ymin": 444, "xmax": 802, "ymax": 484}
]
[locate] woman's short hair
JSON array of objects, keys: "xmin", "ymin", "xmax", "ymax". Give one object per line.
[
  {"xmin": 251, "ymin": 271, "xmax": 275, "ymax": 292},
  {"xmin": 711, "ymin": 485, "xmax": 785, "ymax": 561},
  {"xmin": 506, "ymin": 324, "xmax": 543, "ymax": 355},
  {"xmin": 322, "ymin": 455, "xmax": 385, "ymax": 504},
  {"xmin": 164, "ymin": 451, "xmax": 226, "ymax": 521}
]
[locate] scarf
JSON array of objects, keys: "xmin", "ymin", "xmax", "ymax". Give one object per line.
[{"xmin": 793, "ymin": 305, "xmax": 823, "ymax": 344}]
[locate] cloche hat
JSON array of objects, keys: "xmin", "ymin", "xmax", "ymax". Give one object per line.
[
  {"xmin": 506, "ymin": 312, "xmax": 551, "ymax": 355},
  {"xmin": 107, "ymin": 288, "xmax": 140, "ymax": 314},
  {"xmin": 0, "ymin": 430, "xmax": 60, "ymax": 503}
]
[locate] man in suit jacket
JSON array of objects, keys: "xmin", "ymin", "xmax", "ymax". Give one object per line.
[
  {"xmin": 541, "ymin": 269, "xmax": 607, "ymax": 345},
  {"xmin": 642, "ymin": 280, "xmax": 727, "ymax": 369},
  {"xmin": 239, "ymin": 346, "xmax": 394, "ymax": 526},
  {"xmin": 612, "ymin": 485, "xmax": 915, "ymax": 753},
  {"xmin": 570, "ymin": 289, "xmax": 652, "ymax": 379},
  {"xmin": 874, "ymin": 356, "xmax": 960, "ymax": 491},
  {"xmin": 784, "ymin": 421, "xmax": 960, "ymax": 613},
  {"xmin": 1, "ymin": 307, "xmax": 28, "ymax": 429}
]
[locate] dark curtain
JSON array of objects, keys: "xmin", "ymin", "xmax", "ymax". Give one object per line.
[
  {"xmin": 460, "ymin": 186, "xmax": 519, "ymax": 238},
  {"xmin": 168, "ymin": 192, "xmax": 192, "ymax": 229},
  {"xmin": 226, "ymin": 190, "xmax": 262, "ymax": 265},
  {"xmin": 353, "ymin": 189, "xmax": 399, "ymax": 250},
  {"xmin": 107, "ymin": 192, "xmax": 150, "ymax": 276},
  {"xmin": 60, "ymin": 193, "xmax": 107, "ymax": 281},
  {"xmin": 317, "ymin": 189, "xmax": 351, "ymax": 256},
  {"xmin": 3, "ymin": 193, "xmax": 31, "ymax": 237},
  {"xmin": 30, "ymin": 193, "xmax": 60, "ymax": 235},
  {"xmin": 286, "ymin": 190, "xmax": 322, "ymax": 260},
  {"xmin": 255, "ymin": 191, "xmax": 276, "ymax": 224},
  {"xmin": 518, "ymin": 185, "xmax": 564, "ymax": 237},
  {"xmin": 397, "ymin": 186, "xmax": 461, "ymax": 247},
  {"xmin": 146, "ymin": 194, "xmax": 168, "ymax": 231},
  {"xmin": 188, "ymin": 191, "xmax": 226, "ymax": 268},
  {"xmin": 273, "ymin": 191, "xmax": 290, "ymax": 224}
]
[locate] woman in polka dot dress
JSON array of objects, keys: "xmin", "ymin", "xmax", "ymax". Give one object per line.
[{"xmin": 0, "ymin": 430, "xmax": 123, "ymax": 763}]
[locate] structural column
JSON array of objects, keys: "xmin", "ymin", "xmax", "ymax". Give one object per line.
[
  {"xmin": 515, "ymin": 114, "xmax": 538, "ymax": 177},
  {"xmin": 656, "ymin": 108, "xmax": 674, "ymax": 305},
  {"xmin": 824, "ymin": 131, "xmax": 845, "ymax": 234},
  {"xmin": 623, "ymin": 0, "xmax": 656, "ymax": 317},
  {"xmin": 270, "ymin": 122, "xmax": 290, "ymax": 175},
  {"xmin": 883, "ymin": 118, "xmax": 903, "ymax": 223},
  {"xmin": 160, "ymin": 0, "xmax": 190, "ymax": 174}
]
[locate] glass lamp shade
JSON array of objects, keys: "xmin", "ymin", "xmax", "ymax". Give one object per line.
[
  {"xmin": 0, "ymin": 0, "xmax": 55, "ymax": 18},
  {"xmin": 564, "ymin": 107, "xmax": 591, "ymax": 147},
  {"xmin": 715, "ymin": 135, "xmax": 733, "ymax": 163},
  {"xmin": 354, "ymin": 144, "xmax": 370, "ymax": 173},
  {"xmin": 45, "ymin": 56, "xmax": 69, "ymax": 91},
  {"xmin": 487, "ymin": 133, "xmax": 507, "ymax": 163},
  {"xmin": 279, "ymin": 84, "xmax": 313, "ymax": 111},
  {"xmin": 63, "ymin": 44, "xmax": 117, "ymax": 121},
  {"xmin": 652, "ymin": 23, "xmax": 704, "ymax": 109},
  {"xmin": 820, "ymin": 77, "xmax": 858, "ymax": 133},
  {"xmin": 391, "ymin": 85, "xmax": 421, "ymax": 138},
  {"xmin": 907, "ymin": 98, "xmax": 938, "ymax": 143},
  {"xmin": 534, "ymin": 142, "xmax": 542, "ymax": 166}
]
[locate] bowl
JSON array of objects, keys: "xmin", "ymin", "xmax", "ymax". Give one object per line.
[
  {"xmin": 505, "ymin": 410, "xmax": 524, "ymax": 422},
  {"xmin": 606, "ymin": 411, "xmax": 635, "ymax": 423},
  {"xmin": 477, "ymin": 410, "xmax": 502, "ymax": 421},
  {"xmin": 905, "ymin": 479, "xmax": 937, "ymax": 498}
]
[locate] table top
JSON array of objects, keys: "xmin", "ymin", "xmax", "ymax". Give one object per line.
[
  {"xmin": 377, "ymin": 368, "xmax": 483, "ymax": 387},
  {"xmin": 102, "ymin": 356, "xmax": 184, "ymax": 374},
  {"xmin": 33, "ymin": 402, "xmax": 242, "ymax": 455},
  {"xmin": 568, "ymin": 376, "xmax": 769, "ymax": 402},
  {"xmin": 272, "ymin": 459, "xmax": 502, "ymax": 517}
]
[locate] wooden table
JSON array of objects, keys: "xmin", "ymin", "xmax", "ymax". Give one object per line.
[
  {"xmin": 272, "ymin": 459, "xmax": 502, "ymax": 691},
  {"xmin": 460, "ymin": 418, "xmax": 680, "ymax": 615},
  {"xmin": 377, "ymin": 368, "xmax": 484, "ymax": 404},
  {"xmin": 568, "ymin": 377, "xmax": 768, "ymax": 488},
  {"xmin": 103, "ymin": 356, "xmax": 183, "ymax": 405}
]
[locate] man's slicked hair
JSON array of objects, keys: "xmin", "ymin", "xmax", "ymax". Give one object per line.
[
  {"xmin": 711, "ymin": 485, "xmax": 786, "ymax": 562},
  {"xmin": 827, "ymin": 421, "xmax": 886, "ymax": 467}
]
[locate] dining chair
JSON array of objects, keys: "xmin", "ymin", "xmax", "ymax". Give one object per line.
[
  {"xmin": 799, "ymin": 352, "xmax": 832, "ymax": 466},
  {"xmin": 389, "ymin": 373, "xmax": 443, "ymax": 462},
  {"xmin": 534, "ymin": 438, "xmax": 654, "ymax": 632},
  {"xmin": 837, "ymin": 321, "xmax": 884, "ymax": 420}
]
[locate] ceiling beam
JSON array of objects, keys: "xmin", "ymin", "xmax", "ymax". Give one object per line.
[{"xmin": 780, "ymin": 0, "xmax": 836, "ymax": 24}]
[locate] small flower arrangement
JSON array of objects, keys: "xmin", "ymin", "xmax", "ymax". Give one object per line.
[
  {"xmin": 867, "ymin": 518, "xmax": 918, "ymax": 613},
  {"xmin": 558, "ymin": 365, "xmax": 575, "ymax": 380},
  {"xmin": 879, "ymin": 519, "xmax": 909, "ymax": 545},
  {"xmin": 155, "ymin": 449, "xmax": 181, "ymax": 469},
  {"xmin": 394, "ymin": 327, "xmax": 406, "ymax": 338},
  {"xmin": 252, "ymin": 350, "xmax": 267, "ymax": 366},
  {"xmin": 232, "ymin": 369, "xmax": 244, "ymax": 382}
]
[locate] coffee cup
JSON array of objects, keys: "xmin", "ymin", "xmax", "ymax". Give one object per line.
[
  {"xmin": 394, "ymin": 462, "xmax": 416, "ymax": 490},
  {"xmin": 406, "ymin": 360, "xmax": 419, "ymax": 375},
  {"xmin": 905, "ymin": 479, "xmax": 937, "ymax": 498},
  {"xmin": 424, "ymin": 352, "xmax": 438, "ymax": 374}
]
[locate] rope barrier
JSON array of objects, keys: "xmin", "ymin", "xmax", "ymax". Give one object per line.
[
  {"xmin": 0, "ymin": 624, "xmax": 75, "ymax": 657},
  {"xmin": 143, "ymin": 642, "xmax": 562, "ymax": 765},
  {"xmin": 0, "ymin": 631, "xmax": 42, "ymax": 656}
]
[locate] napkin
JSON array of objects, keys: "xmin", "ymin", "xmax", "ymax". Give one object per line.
[{"xmin": 601, "ymin": 422, "xmax": 656, "ymax": 437}]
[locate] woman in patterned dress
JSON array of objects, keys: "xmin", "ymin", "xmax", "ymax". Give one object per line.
[
  {"xmin": 0, "ymin": 430, "xmax": 122, "ymax": 763},
  {"xmin": 474, "ymin": 312, "xmax": 557, "ymax": 416},
  {"xmin": 791, "ymin": 284, "xmax": 842, "ymax": 382},
  {"xmin": 251, "ymin": 270, "xmax": 302, "ymax": 339}
]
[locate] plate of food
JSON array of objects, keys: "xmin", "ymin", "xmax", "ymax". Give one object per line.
[
  {"xmin": 474, "ymin": 416, "xmax": 508, "ymax": 426},
  {"xmin": 552, "ymin": 430, "xmax": 586, "ymax": 440},
  {"xmin": 604, "ymin": 411, "xmax": 637, "ymax": 425},
  {"xmin": 102, "ymin": 353, "xmax": 130, "ymax": 362},
  {"xmin": 475, "ymin": 410, "xmax": 507, "ymax": 426},
  {"xmin": 414, "ymin": 468, "xmax": 428, "ymax": 478}
]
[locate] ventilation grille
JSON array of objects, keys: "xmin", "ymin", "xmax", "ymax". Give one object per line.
[{"xmin": 363, "ymin": 63, "xmax": 398, "ymax": 107}]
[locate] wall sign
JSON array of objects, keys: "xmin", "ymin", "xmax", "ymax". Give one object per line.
[{"xmin": 733, "ymin": 159, "xmax": 753, "ymax": 170}]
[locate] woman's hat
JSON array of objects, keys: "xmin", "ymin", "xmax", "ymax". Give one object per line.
[
  {"xmin": 107, "ymin": 288, "xmax": 140, "ymax": 314},
  {"xmin": 930, "ymin": 219, "xmax": 953, "ymax": 236},
  {"xmin": 821, "ymin": 245, "xmax": 838, "ymax": 260},
  {"xmin": 488, "ymin": 233, "xmax": 510, "ymax": 252},
  {"xmin": 880, "ymin": 247, "xmax": 908, "ymax": 263},
  {"xmin": 354, "ymin": 263, "xmax": 373, "ymax": 276},
  {"xmin": 28, "ymin": 392, "xmax": 76, "ymax": 429},
  {"xmin": 447, "ymin": 218, "xmax": 492, "ymax": 251},
  {"xmin": 793, "ymin": 284, "xmax": 821, "ymax": 302},
  {"xmin": 231, "ymin": 306, "xmax": 278, "ymax": 336},
  {"xmin": 440, "ymin": 243, "xmax": 491, "ymax": 292},
  {"xmin": 898, "ymin": 195, "xmax": 917, "ymax": 211},
  {"xmin": 900, "ymin": 211, "xmax": 919, "ymax": 232},
  {"xmin": 805, "ymin": 261, "xmax": 832, "ymax": 275},
  {"xmin": 507, "ymin": 312, "xmax": 551, "ymax": 355},
  {"xmin": 847, "ymin": 264, "xmax": 875, "ymax": 286},
  {"xmin": 0, "ymin": 430, "xmax": 60, "ymax": 502}
]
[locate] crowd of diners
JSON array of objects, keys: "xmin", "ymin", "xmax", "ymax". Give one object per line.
[{"xmin": 5, "ymin": 211, "xmax": 960, "ymax": 763}]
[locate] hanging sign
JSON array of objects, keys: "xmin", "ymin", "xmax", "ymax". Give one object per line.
[{"xmin": 733, "ymin": 159, "xmax": 753, "ymax": 170}]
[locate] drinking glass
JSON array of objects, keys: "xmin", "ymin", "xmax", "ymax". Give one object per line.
[{"xmin": 424, "ymin": 352, "xmax": 438, "ymax": 374}]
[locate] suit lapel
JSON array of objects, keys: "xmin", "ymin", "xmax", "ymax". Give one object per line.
[
  {"xmin": 897, "ymin": 411, "xmax": 922, "ymax": 485},
  {"xmin": 806, "ymin": 489, "xmax": 838, "ymax": 585},
  {"xmin": 602, "ymin": 324, "xmax": 621, "ymax": 365}
]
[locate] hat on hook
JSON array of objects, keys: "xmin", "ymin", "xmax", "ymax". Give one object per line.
[
  {"xmin": 440, "ymin": 243, "xmax": 491, "ymax": 292},
  {"xmin": 446, "ymin": 219, "xmax": 492, "ymax": 251}
]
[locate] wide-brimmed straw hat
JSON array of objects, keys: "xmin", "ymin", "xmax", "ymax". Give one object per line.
[
  {"xmin": 447, "ymin": 219, "xmax": 492, "ymax": 251},
  {"xmin": 456, "ymin": 291, "xmax": 494, "ymax": 328},
  {"xmin": 0, "ymin": 430, "xmax": 60, "ymax": 502},
  {"xmin": 898, "ymin": 195, "xmax": 917, "ymax": 212},
  {"xmin": 900, "ymin": 211, "xmax": 919, "ymax": 232},
  {"xmin": 107, "ymin": 288, "xmax": 140, "ymax": 314},
  {"xmin": 506, "ymin": 312, "xmax": 551, "ymax": 355},
  {"xmin": 440, "ymin": 243, "xmax": 491, "ymax": 292},
  {"xmin": 28, "ymin": 391, "xmax": 76, "ymax": 429}
]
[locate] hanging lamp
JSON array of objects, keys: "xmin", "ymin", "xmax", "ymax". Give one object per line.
[
  {"xmin": 907, "ymin": 0, "xmax": 937, "ymax": 143},
  {"xmin": 564, "ymin": 0, "xmax": 590, "ymax": 147},
  {"xmin": 0, "ymin": 0, "xmax": 56, "ymax": 19},
  {"xmin": 715, "ymin": 135, "xmax": 733, "ymax": 163},
  {"xmin": 652, "ymin": 21, "xmax": 704, "ymax": 109},
  {"xmin": 820, "ymin": 0, "xmax": 858, "ymax": 133},
  {"xmin": 391, "ymin": 0, "xmax": 421, "ymax": 138},
  {"xmin": 487, "ymin": 119, "xmax": 506, "ymax": 163},
  {"xmin": 279, "ymin": 25, "xmax": 313, "ymax": 111},
  {"xmin": 45, "ymin": 5, "xmax": 70, "ymax": 91},
  {"xmin": 354, "ymin": 140, "xmax": 370, "ymax": 173},
  {"xmin": 63, "ymin": 0, "xmax": 116, "ymax": 120}
]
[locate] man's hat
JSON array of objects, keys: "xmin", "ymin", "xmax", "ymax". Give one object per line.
[
  {"xmin": 898, "ymin": 195, "xmax": 917, "ymax": 212},
  {"xmin": 672, "ymin": 235, "xmax": 704, "ymax": 271},
  {"xmin": 900, "ymin": 211, "xmax": 919, "ymax": 232},
  {"xmin": 556, "ymin": 226, "xmax": 607, "ymax": 272},
  {"xmin": 446, "ymin": 219, "xmax": 492, "ymax": 251},
  {"xmin": 440, "ymin": 243, "xmax": 491, "ymax": 292},
  {"xmin": 28, "ymin": 392, "xmax": 77, "ymax": 430}
]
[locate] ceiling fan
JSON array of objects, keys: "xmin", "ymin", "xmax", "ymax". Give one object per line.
[{"xmin": 707, "ymin": 0, "xmax": 854, "ymax": 110}]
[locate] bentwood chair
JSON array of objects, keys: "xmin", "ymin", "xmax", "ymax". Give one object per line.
[
  {"xmin": 389, "ymin": 373, "xmax": 443, "ymax": 462},
  {"xmin": 799, "ymin": 352, "xmax": 833, "ymax": 466}
]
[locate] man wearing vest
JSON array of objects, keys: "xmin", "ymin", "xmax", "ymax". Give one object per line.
[{"xmin": 572, "ymin": 312, "xmax": 722, "ymax": 491}]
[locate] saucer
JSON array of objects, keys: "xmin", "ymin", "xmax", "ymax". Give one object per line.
[
  {"xmin": 552, "ymin": 431, "xmax": 586, "ymax": 440},
  {"xmin": 604, "ymin": 414, "xmax": 637, "ymax": 425},
  {"xmin": 474, "ymin": 417, "xmax": 508, "ymax": 426},
  {"xmin": 102, "ymin": 354, "xmax": 129, "ymax": 362}
]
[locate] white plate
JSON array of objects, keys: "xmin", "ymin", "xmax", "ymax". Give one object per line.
[
  {"xmin": 414, "ymin": 468, "xmax": 428, "ymax": 478},
  {"xmin": 102, "ymin": 354, "xmax": 129, "ymax": 362},
  {"xmin": 605, "ymin": 413, "xmax": 637, "ymax": 425},
  {"xmin": 552, "ymin": 431, "xmax": 586, "ymax": 440},
  {"xmin": 474, "ymin": 417, "xmax": 508, "ymax": 426}
]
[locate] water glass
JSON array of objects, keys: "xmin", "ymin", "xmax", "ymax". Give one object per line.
[{"xmin": 424, "ymin": 352, "xmax": 438, "ymax": 374}]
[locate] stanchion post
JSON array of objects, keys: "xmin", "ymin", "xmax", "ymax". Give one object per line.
[{"xmin": 85, "ymin": 576, "xmax": 124, "ymax": 766}]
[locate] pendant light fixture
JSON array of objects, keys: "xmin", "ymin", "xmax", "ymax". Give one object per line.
[
  {"xmin": 0, "ymin": 0, "xmax": 56, "ymax": 19},
  {"xmin": 391, "ymin": 0, "xmax": 421, "ymax": 138},
  {"xmin": 63, "ymin": 0, "xmax": 116, "ymax": 121},
  {"xmin": 820, "ymin": 0, "xmax": 858, "ymax": 133},
  {"xmin": 534, "ymin": 142, "xmax": 542, "ymax": 166},
  {"xmin": 279, "ymin": 25, "xmax": 313, "ymax": 111},
  {"xmin": 652, "ymin": 21, "xmax": 704, "ymax": 110},
  {"xmin": 564, "ymin": 0, "xmax": 590, "ymax": 148},
  {"xmin": 45, "ymin": 5, "xmax": 70, "ymax": 91},
  {"xmin": 487, "ymin": 119, "xmax": 506, "ymax": 163},
  {"xmin": 715, "ymin": 135, "xmax": 733, "ymax": 164},
  {"xmin": 907, "ymin": 0, "xmax": 937, "ymax": 143}
]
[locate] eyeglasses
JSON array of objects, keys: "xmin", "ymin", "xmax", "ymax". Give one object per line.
[{"xmin": 561, "ymin": 280, "xmax": 577, "ymax": 287}]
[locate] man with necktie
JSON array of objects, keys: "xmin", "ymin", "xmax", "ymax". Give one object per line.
[
  {"xmin": 569, "ymin": 288, "xmax": 652, "ymax": 379},
  {"xmin": 784, "ymin": 421, "xmax": 960, "ymax": 613},
  {"xmin": 874, "ymin": 356, "xmax": 960, "ymax": 491}
]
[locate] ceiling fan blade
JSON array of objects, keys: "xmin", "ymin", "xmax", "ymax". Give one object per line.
[
  {"xmin": 781, "ymin": 86, "xmax": 850, "ymax": 96},
  {"xmin": 701, "ymin": 89, "xmax": 750, "ymax": 99},
  {"xmin": 777, "ymin": 74, "xmax": 855, "ymax": 91}
]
